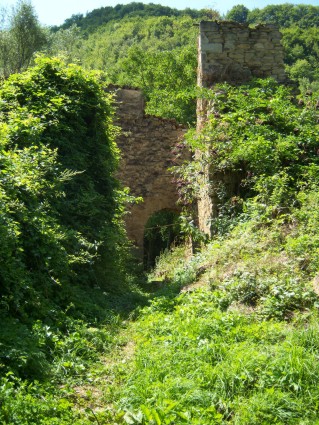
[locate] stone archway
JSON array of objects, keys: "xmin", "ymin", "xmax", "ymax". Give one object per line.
[
  {"xmin": 113, "ymin": 87, "xmax": 188, "ymax": 255},
  {"xmin": 143, "ymin": 208, "xmax": 181, "ymax": 268}
]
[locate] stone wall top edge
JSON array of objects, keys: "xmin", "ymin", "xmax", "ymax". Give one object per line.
[
  {"xmin": 141, "ymin": 114, "xmax": 188, "ymax": 128},
  {"xmin": 115, "ymin": 110, "xmax": 188, "ymax": 129},
  {"xmin": 199, "ymin": 20, "xmax": 279, "ymax": 31},
  {"xmin": 105, "ymin": 86, "xmax": 188, "ymax": 128},
  {"xmin": 105, "ymin": 84, "xmax": 142, "ymax": 92}
]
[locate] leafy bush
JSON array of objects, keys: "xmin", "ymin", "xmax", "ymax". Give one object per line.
[
  {"xmin": 177, "ymin": 79, "xmax": 319, "ymax": 236},
  {"xmin": 0, "ymin": 56, "xmax": 131, "ymax": 319},
  {"xmin": 0, "ymin": 57, "xmax": 145, "ymax": 400}
]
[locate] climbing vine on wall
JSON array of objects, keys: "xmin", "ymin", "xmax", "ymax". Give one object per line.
[{"xmin": 176, "ymin": 78, "xmax": 319, "ymax": 235}]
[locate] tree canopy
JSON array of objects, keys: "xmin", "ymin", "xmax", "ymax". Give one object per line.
[
  {"xmin": 225, "ymin": 4, "xmax": 249, "ymax": 23},
  {"xmin": 53, "ymin": 2, "xmax": 213, "ymax": 34},
  {"xmin": 0, "ymin": 0, "xmax": 47, "ymax": 78}
]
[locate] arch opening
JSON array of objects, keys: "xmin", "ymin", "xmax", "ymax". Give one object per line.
[{"xmin": 143, "ymin": 209, "xmax": 182, "ymax": 269}]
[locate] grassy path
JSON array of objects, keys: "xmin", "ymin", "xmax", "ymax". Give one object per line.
[{"xmin": 69, "ymin": 281, "xmax": 319, "ymax": 425}]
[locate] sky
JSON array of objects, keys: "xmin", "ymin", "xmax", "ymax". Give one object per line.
[{"xmin": 1, "ymin": 0, "xmax": 319, "ymax": 26}]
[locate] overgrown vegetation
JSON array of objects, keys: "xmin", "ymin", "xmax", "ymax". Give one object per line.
[
  {"xmin": 1, "ymin": 1, "xmax": 319, "ymax": 424},
  {"xmin": 111, "ymin": 290, "xmax": 319, "ymax": 424},
  {"xmin": 180, "ymin": 79, "xmax": 319, "ymax": 233},
  {"xmin": 175, "ymin": 80, "xmax": 319, "ymax": 313},
  {"xmin": 122, "ymin": 78, "xmax": 319, "ymax": 423},
  {"xmin": 0, "ymin": 56, "xmax": 144, "ymax": 423},
  {"xmin": 0, "ymin": 56, "xmax": 133, "ymax": 316}
]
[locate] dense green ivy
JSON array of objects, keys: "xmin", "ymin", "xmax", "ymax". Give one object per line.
[
  {"xmin": 203, "ymin": 79, "xmax": 318, "ymax": 178},
  {"xmin": 178, "ymin": 79, "xmax": 319, "ymax": 234},
  {"xmin": 0, "ymin": 57, "xmax": 128, "ymax": 319}
]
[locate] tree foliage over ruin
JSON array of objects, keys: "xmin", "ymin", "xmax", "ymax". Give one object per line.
[
  {"xmin": 52, "ymin": 2, "xmax": 319, "ymax": 122},
  {"xmin": 2, "ymin": 2, "xmax": 319, "ymax": 121}
]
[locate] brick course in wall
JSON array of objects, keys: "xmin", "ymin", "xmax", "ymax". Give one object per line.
[{"xmin": 198, "ymin": 21, "xmax": 286, "ymax": 88}]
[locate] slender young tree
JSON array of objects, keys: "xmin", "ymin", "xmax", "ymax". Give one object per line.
[{"xmin": 0, "ymin": 0, "xmax": 47, "ymax": 78}]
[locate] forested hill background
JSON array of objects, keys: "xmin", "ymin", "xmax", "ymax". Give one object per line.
[
  {"xmin": 46, "ymin": 2, "xmax": 319, "ymax": 124},
  {"xmin": 53, "ymin": 2, "xmax": 319, "ymax": 33},
  {"xmin": 52, "ymin": 2, "xmax": 209, "ymax": 33},
  {"xmin": 1, "ymin": 2, "xmax": 319, "ymax": 124}
]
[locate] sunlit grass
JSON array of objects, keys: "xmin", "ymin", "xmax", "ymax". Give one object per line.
[{"xmin": 113, "ymin": 288, "xmax": 319, "ymax": 424}]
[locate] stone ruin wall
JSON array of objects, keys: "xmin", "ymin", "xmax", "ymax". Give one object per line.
[
  {"xmin": 113, "ymin": 88, "xmax": 187, "ymax": 255},
  {"xmin": 197, "ymin": 21, "xmax": 287, "ymax": 235},
  {"xmin": 198, "ymin": 21, "xmax": 286, "ymax": 89},
  {"xmin": 112, "ymin": 21, "xmax": 287, "ymax": 251}
]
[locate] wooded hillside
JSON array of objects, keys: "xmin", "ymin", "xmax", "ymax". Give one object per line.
[{"xmin": 46, "ymin": 2, "xmax": 319, "ymax": 123}]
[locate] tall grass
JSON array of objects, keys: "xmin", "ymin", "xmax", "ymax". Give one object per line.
[{"xmin": 115, "ymin": 288, "xmax": 319, "ymax": 424}]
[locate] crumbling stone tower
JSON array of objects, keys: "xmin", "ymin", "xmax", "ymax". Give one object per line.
[{"xmin": 196, "ymin": 21, "xmax": 287, "ymax": 234}]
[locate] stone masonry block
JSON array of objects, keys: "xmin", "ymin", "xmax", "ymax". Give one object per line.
[
  {"xmin": 206, "ymin": 32, "xmax": 223, "ymax": 43},
  {"xmin": 201, "ymin": 32, "xmax": 209, "ymax": 43},
  {"xmin": 224, "ymin": 41, "xmax": 235, "ymax": 50},
  {"xmin": 202, "ymin": 42, "xmax": 223, "ymax": 53},
  {"xmin": 200, "ymin": 21, "xmax": 219, "ymax": 32},
  {"xmin": 237, "ymin": 43, "xmax": 251, "ymax": 49}
]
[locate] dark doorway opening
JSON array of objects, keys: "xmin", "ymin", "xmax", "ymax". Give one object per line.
[{"xmin": 143, "ymin": 209, "xmax": 181, "ymax": 269}]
